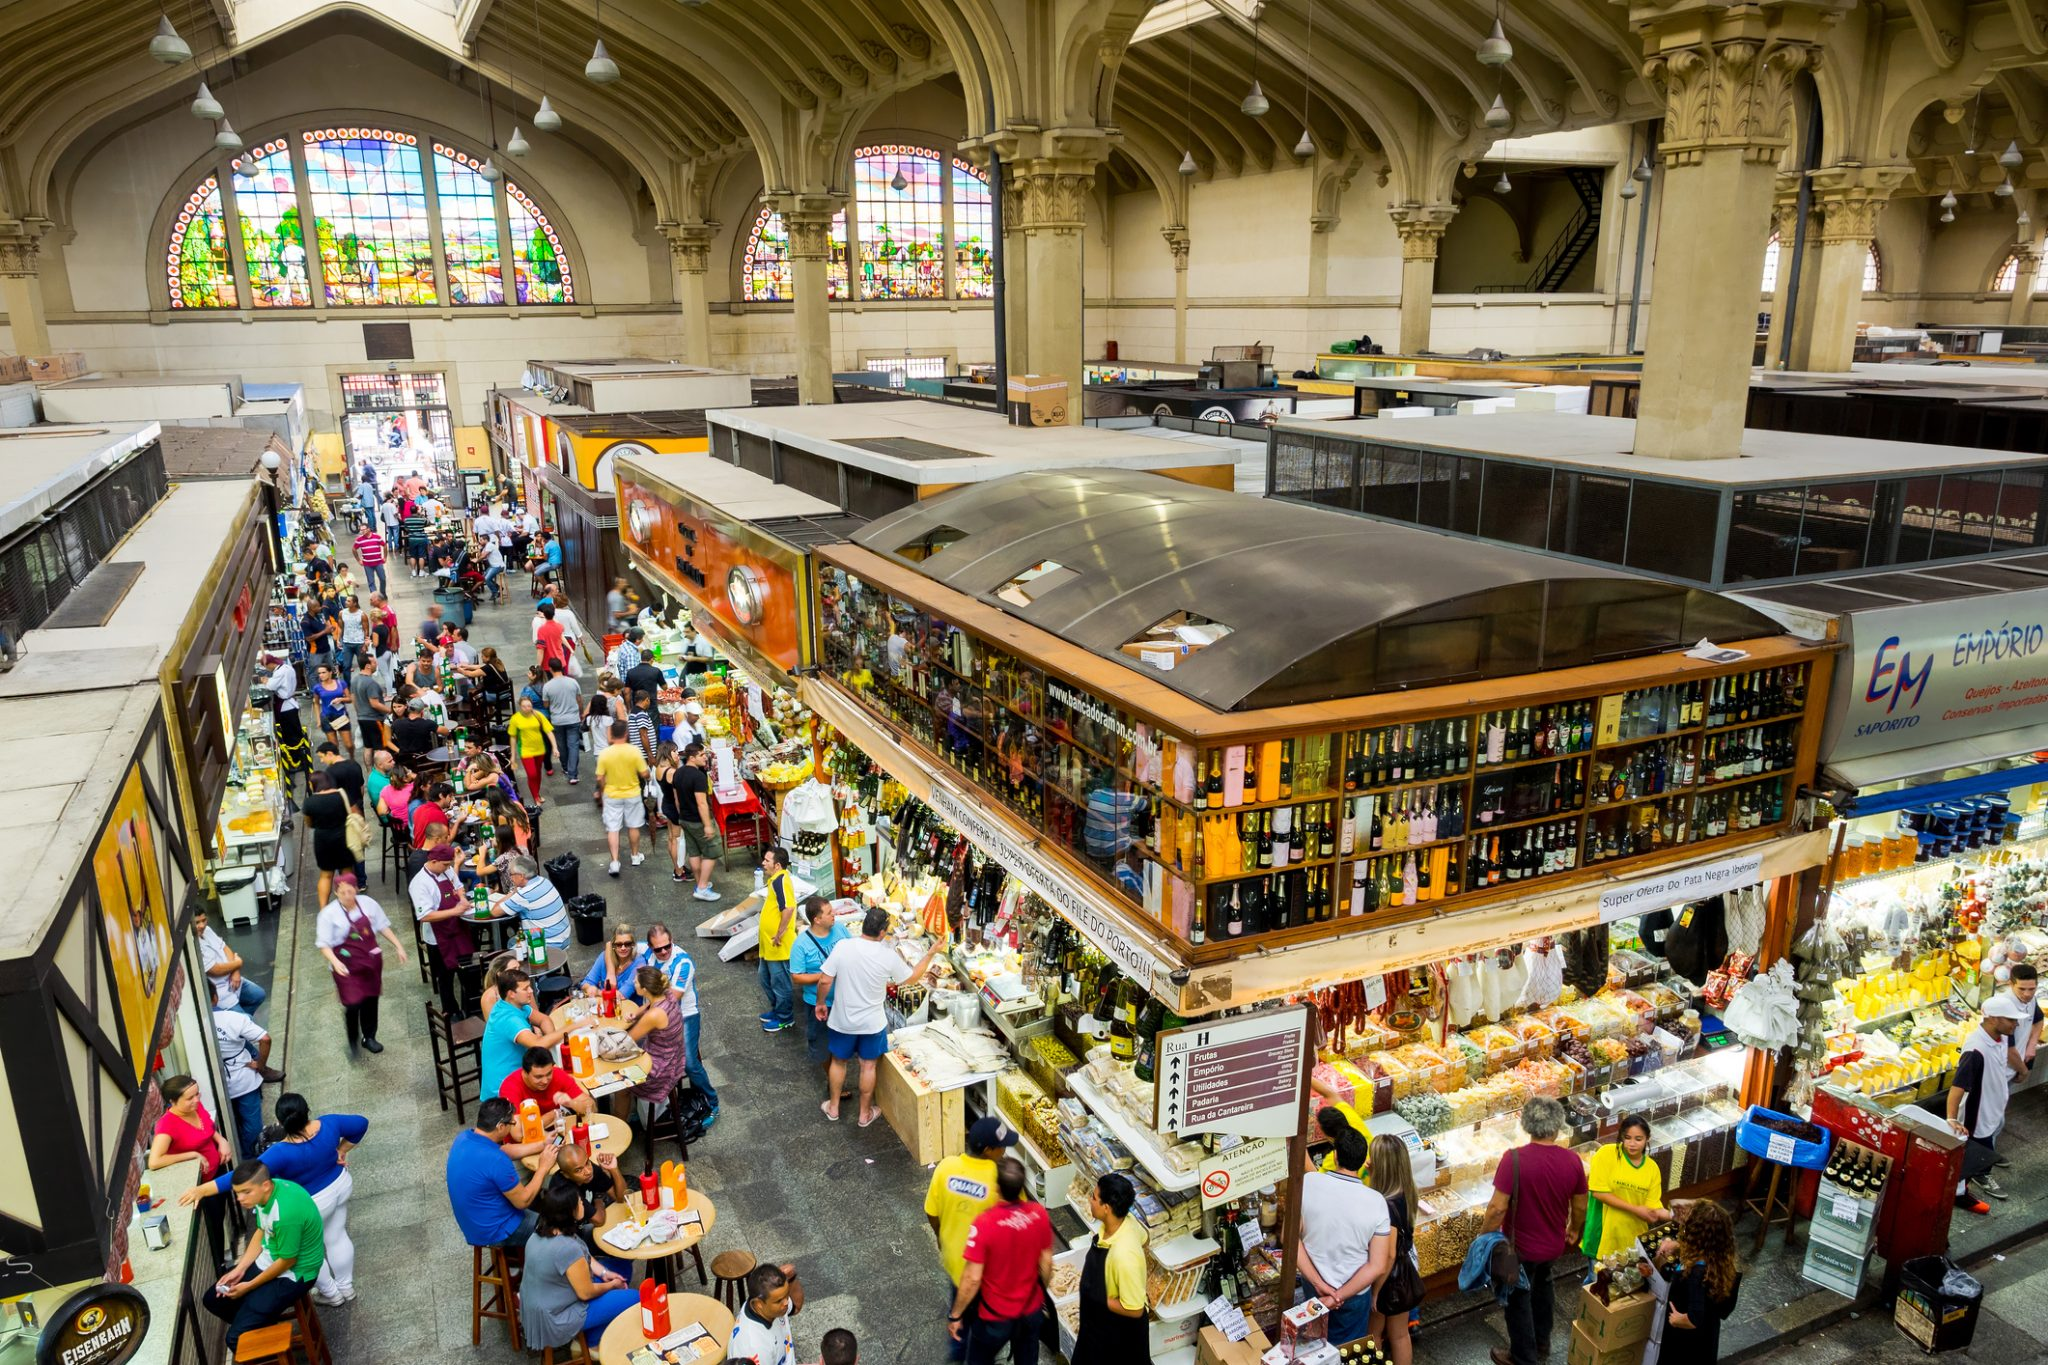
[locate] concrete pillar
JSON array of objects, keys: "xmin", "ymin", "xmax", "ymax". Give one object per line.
[
  {"xmin": 1388, "ymin": 204, "xmax": 1456, "ymax": 355},
  {"xmin": 661, "ymin": 221, "xmax": 719, "ymax": 367},
  {"xmin": 1011, "ymin": 157, "xmax": 1102, "ymax": 420},
  {"xmin": 0, "ymin": 222, "xmax": 52, "ymax": 356},
  {"xmin": 1162, "ymin": 226, "xmax": 1190, "ymax": 363},
  {"xmin": 1799, "ymin": 169, "xmax": 1906, "ymax": 372},
  {"xmin": 2011, "ymin": 247, "xmax": 2042, "ymax": 326},
  {"xmin": 1629, "ymin": 1, "xmax": 1843, "ymax": 460},
  {"xmin": 1000, "ymin": 176, "xmax": 1029, "ymax": 378},
  {"xmin": 774, "ymin": 196, "xmax": 843, "ymax": 405}
]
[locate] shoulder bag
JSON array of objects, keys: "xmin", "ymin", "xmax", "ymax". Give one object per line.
[
  {"xmin": 1375, "ymin": 1195, "xmax": 1425, "ymax": 1315},
  {"xmin": 1489, "ymin": 1150, "xmax": 1523, "ymax": 1287}
]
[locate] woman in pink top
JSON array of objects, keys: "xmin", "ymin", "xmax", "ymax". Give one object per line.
[
  {"xmin": 150, "ymin": 1073, "xmax": 233, "ymax": 1254},
  {"xmin": 379, "ymin": 768, "xmax": 417, "ymax": 823}
]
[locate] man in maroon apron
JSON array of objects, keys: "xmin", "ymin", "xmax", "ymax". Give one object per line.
[
  {"xmin": 409, "ymin": 845, "xmax": 478, "ymax": 1016},
  {"xmin": 315, "ymin": 873, "xmax": 409, "ymax": 1054}
]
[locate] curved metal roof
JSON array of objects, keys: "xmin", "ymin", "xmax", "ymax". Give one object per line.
[{"xmin": 850, "ymin": 469, "xmax": 1784, "ymax": 711}]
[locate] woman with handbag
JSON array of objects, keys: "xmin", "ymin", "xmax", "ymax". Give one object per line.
[
  {"xmin": 1479, "ymin": 1097, "xmax": 1588, "ymax": 1365},
  {"xmin": 1367, "ymin": 1135, "xmax": 1422, "ymax": 1365}
]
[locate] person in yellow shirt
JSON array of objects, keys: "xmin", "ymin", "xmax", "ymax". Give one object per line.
[
  {"xmin": 593, "ymin": 720, "xmax": 649, "ymax": 877},
  {"xmin": 1312, "ymin": 1092, "xmax": 1369, "ymax": 1173},
  {"xmin": 926, "ymin": 1118, "xmax": 1015, "ymax": 1359},
  {"xmin": 756, "ymin": 845, "xmax": 801, "ymax": 1031},
  {"xmin": 1072, "ymin": 1173, "xmax": 1148, "ymax": 1364},
  {"xmin": 504, "ymin": 695, "xmax": 557, "ymax": 807},
  {"xmin": 1584, "ymin": 1114, "xmax": 1671, "ymax": 1261}
]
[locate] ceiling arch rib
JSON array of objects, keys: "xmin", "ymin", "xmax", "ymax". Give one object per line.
[
  {"xmin": 1409, "ymin": 0, "xmax": 1578, "ymax": 125},
  {"xmin": 1117, "ymin": 52, "xmax": 1267, "ymax": 177},
  {"xmin": 1313, "ymin": 1, "xmax": 1479, "ymax": 131}
]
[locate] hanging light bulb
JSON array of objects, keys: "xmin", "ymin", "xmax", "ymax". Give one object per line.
[
  {"xmin": 2001, "ymin": 140, "xmax": 2024, "ymax": 169},
  {"xmin": 585, "ymin": 37, "xmax": 621, "ymax": 84},
  {"xmin": 150, "ymin": 15, "xmax": 191, "ymax": 63},
  {"xmin": 1241, "ymin": 79, "xmax": 1270, "ymax": 118},
  {"xmin": 1477, "ymin": 15, "xmax": 1513, "ymax": 66},
  {"xmin": 479, "ymin": 156, "xmax": 502, "ymax": 182},
  {"xmin": 190, "ymin": 81, "xmax": 223, "ymax": 121},
  {"xmin": 1633, "ymin": 156, "xmax": 1654, "ymax": 183},
  {"xmin": 890, "ymin": 165, "xmax": 908, "ymax": 192},
  {"xmin": 1940, "ymin": 190, "xmax": 1958, "ymax": 210},
  {"xmin": 1619, "ymin": 177, "xmax": 1638, "ymax": 201},
  {"xmin": 534, "ymin": 95, "xmax": 563, "ymax": 133},
  {"xmin": 1998, "ymin": 177, "xmax": 2015, "ymax": 198},
  {"xmin": 507, "ymin": 127, "xmax": 530, "ymax": 158},
  {"xmin": 214, "ymin": 118, "xmax": 243, "ymax": 151},
  {"xmin": 1178, "ymin": 149, "xmax": 1198, "ymax": 176},
  {"xmin": 1483, "ymin": 93, "xmax": 1511, "ymax": 130},
  {"xmin": 1294, "ymin": 130, "xmax": 1314, "ymax": 159},
  {"xmin": 1494, "ymin": 171, "xmax": 1512, "ymax": 194},
  {"xmin": 231, "ymin": 155, "xmax": 255, "ymax": 181}
]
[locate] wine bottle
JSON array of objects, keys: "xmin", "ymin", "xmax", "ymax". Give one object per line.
[
  {"xmin": 1401, "ymin": 851, "xmax": 1418, "ymax": 907},
  {"xmin": 1485, "ymin": 711, "xmax": 1505, "ymax": 765},
  {"xmin": 1107, "ymin": 979, "xmax": 1135, "ymax": 1061},
  {"xmin": 1205, "ymin": 755, "xmax": 1222, "ymax": 809},
  {"xmin": 1350, "ymin": 860, "xmax": 1368, "ymax": 916}
]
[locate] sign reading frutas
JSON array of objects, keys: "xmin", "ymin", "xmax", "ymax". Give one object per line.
[
  {"xmin": 38, "ymin": 1284, "xmax": 148, "ymax": 1365},
  {"xmin": 1156, "ymin": 1004, "xmax": 1309, "ymax": 1139}
]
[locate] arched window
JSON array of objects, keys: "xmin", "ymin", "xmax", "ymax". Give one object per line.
[
  {"xmin": 167, "ymin": 176, "xmax": 236, "ymax": 308},
  {"xmin": 1994, "ymin": 251, "xmax": 2048, "ymax": 293},
  {"xmin": 740, "ymin": 144, "xmax": 995, "ymax": 303},
  {"xmin": 163, "ymin": 124, "xmax": 574, "ymax": 309},
  {"xmin": 1760, "ymin": 231, "xmax": 1882, "ymax": 293}
]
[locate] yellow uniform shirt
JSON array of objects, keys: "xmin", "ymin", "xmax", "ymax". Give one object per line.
[
  {"xmin": 506, "ymin": 711, "xmax": 553, "ymax": 757},
  {"xmin": 595, "ymin": 742, "xmax": 648, "ymax": 799},
  {"xmin": 923, "ymin": 1153, "xmax": 999, "ymax": 1283},
  {"xmin": 758, "ymin": 869, "xmax": 799, "ymax": 961},
  {"xmin": 1316, "ymin": 1098, "xmax": 1367, "ymax": 1173},
  {"xmin": 1099, "ymin": 1215, "xmax": 1149, "ymax": 1312},
  {"xmin": 1586, "ymin": 1142, "xmax": 1664, "ymax": 1260}
]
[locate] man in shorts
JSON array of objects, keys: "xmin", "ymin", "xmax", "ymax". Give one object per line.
[
  {"xmin": 594, "ymin": 720, "xmax": 649, "ymax": 877},
  {"xmin": 814, "ymin": 907, "xmax": 943, "ymax": 1126},
  {"xmin": 672, "ymin": 741, "xmax": 720, "ymax": 899}
]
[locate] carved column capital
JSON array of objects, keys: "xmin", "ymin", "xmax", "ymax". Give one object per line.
[
  {"xmin": 1387, "ymin": 203, "xmax": 1458, "ymax": 260},
  {"xmin": 1008, "ymin": 160, "xmax": 1100, "ymax": 236},
  {"xmin": 0, "ymin": 218, "xmax": 51, "ymax": 278},
  {"xmin": 1161, "ymin": 225, "xmax": 1190, "ymax": 270},
  {"xmin": 1808, "ymin": 165, "xmax": 1911, "ymax": 245},
  {"xmin": 1634, "ymin": 3, "xmax": 1845, "ymax": 168},
  {"xmin": 766, "ymin": 194, "xmax": 845, "ymax": 262},
  {"xmin": 660, "ymin": 220, "xmax": 720, "ymax": 275}
]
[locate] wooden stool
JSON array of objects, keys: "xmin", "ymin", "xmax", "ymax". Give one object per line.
[
  {"xmin": 711, "ymin": 1250, "xmax": 756, "ymax": 1313},
  {"xmin": 232, "ymin": 1324, "xmax": 295, "ymax": 1365},
  {"xmin": 539, "ymin": 1335, "xmax": 595, "ymax": 1365},
  {"xmin": 1742, "ymin": 1156, "xmax": 1805, "ymax": 1254},
  {"xmin": 291, "ymin": 1295, "xmax": 333, "ymax": 1365},
  {"xmin": 472, "ymin": 1243, "xmax": 524, "ymax": 1350}
]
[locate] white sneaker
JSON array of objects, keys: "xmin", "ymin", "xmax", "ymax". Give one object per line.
[
  {"xmin": 693, "ymin": 887, "xmax": 720, "ymax": 901},
  {"xmin": 608, "ymin": 860, "xmax": 621, "ymax": 877},
  {"xmin": 312, "ymin": 1289, "xmax": 345, "ymax": 1307},
  {"xmin": 630, "ymin": 852, "xmax": 646, "ymax": 866}
]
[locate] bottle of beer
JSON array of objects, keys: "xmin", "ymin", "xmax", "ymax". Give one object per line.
[{"xmin": 1107, "ymin": 977, "xmax": 1136, "ymax": 1061}]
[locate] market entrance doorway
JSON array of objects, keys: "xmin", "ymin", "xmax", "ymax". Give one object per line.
[{"xmin": 340, "ymin": 371, "xmax": 456, "ymax": 495}]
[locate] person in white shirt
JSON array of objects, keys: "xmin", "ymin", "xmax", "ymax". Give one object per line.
[
  {"xmin": 814, "ymin": 908, "xmax": 942, "ymax": 1126},
  {"xmin": 727, "ymin": 1262, "xmax": 804, "ymax": 1365},
  {"xmin": 195, "ymin": 907, "xmax": 266, "ymax": 1013},
  {"xmin": 482, "ymin": 535, "xmax": 507, "ymax": 602},
  {"xmin": 214, "ymin": 1006, "xmax": 273, "ymax": 1156},
  {"xmin": 378, "ymin": 496, "xmax": 400, "ymax": 549},
  {"xmin": 521, "ymin": 509, "xmax": 541, "ymax": 538},
  {"xmin": 1297, "ymin": 1128, "xmax": 1395, "ymax": 1343}
]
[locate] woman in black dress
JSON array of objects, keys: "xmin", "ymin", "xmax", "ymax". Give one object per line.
[
  {"xmin": 1657, "ymin": 1201, "xmax": 1741, "ymax": 1365},
  {"xmin": 301, "ymin": 771, "xmax": 354, "ymax": 909}
]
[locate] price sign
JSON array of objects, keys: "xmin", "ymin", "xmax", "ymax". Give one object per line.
[
  {"xmin": 1831, "ymin": 1193, "xmax": 1859, "ymax": 1221},
  {"xmin": 1764, "ymin": 1133, "xmax": 1796, "ymax": 1165}
]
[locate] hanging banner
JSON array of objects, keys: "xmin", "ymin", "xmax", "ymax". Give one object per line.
[
  {"xmin": 1825, "ymin": 590, "xmax": 2048, "ymax": 763},
  {"xmin": 1597, "ymin": 850, "xmax": 1765, "ymax": 921}
]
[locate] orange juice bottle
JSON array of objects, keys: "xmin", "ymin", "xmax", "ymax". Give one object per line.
[
  {"xmin": 569, "ymin": 1033, "xmax": 594, "ymax": 1077},
  {"xmin": 519, "ymin": 1098, "xmax": 542, "ymax": 1145}
]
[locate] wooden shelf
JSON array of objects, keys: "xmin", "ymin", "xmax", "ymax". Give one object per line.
[
  {"xmin": 1342, "ymin": 831, "xmax": 1468, "ymax": 860},
  {"xmin": 1469, "ymin": 808, "xmax": 1585, "ymax": 838},
  {"xmin": 1693, "ymin": 767, "xmax": 1794, "ymax": 797},
  {"xmin": 1587, "ymin": 786, "xmax": 1693, "ymax": 815},
  {"xmin": 1595, "ymin": 727, "xmax": 1699, "ymax": 752},
  {"xmin": 1198, "ymin": 855, "xmax": 1338, "ymax": 886},
  {"xmin": 1473, "ymin": 747, "xmax": 1593, "ymax": 775},
  {"xmin": 1702, "ymin": 711, "xmax": 1802, "ymax": 736},
  {"xmin": 1191, "ymin": 786, "xmax": 1345, "ymax": 817}
]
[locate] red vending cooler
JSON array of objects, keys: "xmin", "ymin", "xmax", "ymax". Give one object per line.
[{"xmin": 1804, "ymin": 1089, "xmax": 1966, "ymax": 1269}]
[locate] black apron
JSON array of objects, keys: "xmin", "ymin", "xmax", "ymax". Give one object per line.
[{"xmin": 1070, "ymin": 1233, "xmax": 1148, "ymax": 1365}]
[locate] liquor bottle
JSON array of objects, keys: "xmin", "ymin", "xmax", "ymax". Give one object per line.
[
  {"xmin": 1107, "ymin": 979, "xmax": 1135, "ymax": 1060},
  {"xmin": 1273, "ymin": 808, "xmax": 1293, "ymax": 865},
  {"xmin": 1243, "ymin": 743, "xmax": 1259, "ymax": 796},
  {"xmin": 1455, "ymin": 718, "xmax": 1471, "ymax": 773},
  {"xmin": 1319, "ymin": 806, "xmax": 1336, "ymax": 858},
  {"xmin": 1279, "ymin": 740, "xmax": 1295, "ymax": 798},
  {"xmin": 1134, "ymin": 1000, "xmax": 1165, "ymax": 1081},
  {"xmin": 1415, "ymin": 793, "xmax": 1438, "ymax": 846},
  {"xmin": 1342, "ymin": 736, "xmax": 1360, "ymax": 792},
  {"xmin": 1400, "ymin": 851, "xmax": 1418, "ymax": 907},
  {"xmin": 1485, "ymin": 711, "xmax": 1506, "ymax": 766},
  {"xmin": 1226, "ymin": 885, "xmax": 1245, "ymax": 938},
  {"xmin": 1340, "ymin": 798, "xmax": 1358, "ymax": 855},
  {"xmin": 1257, "ymin": 813, "xmax": 1274, "ymax": 868},
  {"xmin": 1350, "ymin": 860, "xmax": 1369, "ymax": 916},
  {"xmin": 1205, "ymin": 755, "xmax": 1222, "ymax": 809}
]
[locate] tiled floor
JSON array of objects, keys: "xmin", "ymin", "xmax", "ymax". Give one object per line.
[{"xmin": 261, "ymin": 561, "xmax": 965, "ymax": 1365}]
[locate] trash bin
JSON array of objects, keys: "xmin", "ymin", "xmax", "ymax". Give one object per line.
[
  {"xmin": 1896, "ymin": 1256, "xmax": 1984, "ymax": 1353},
  {"xmin": 545, "ymin": 851, "xmax": 580, "ymax": 903},
  {"xmin": 434, "ymin": 585, "xmax": 473, "ymax": 626},
  {"xmin": 568, "ymin": 893, "xmax": 608, "ymax": 946}
]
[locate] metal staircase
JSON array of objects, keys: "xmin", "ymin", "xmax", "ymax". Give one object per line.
[{"xmin": 1477, "ymin": 167, "xmax": 1604, "ymax": 293}]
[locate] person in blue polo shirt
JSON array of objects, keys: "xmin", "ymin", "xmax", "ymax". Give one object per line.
[
  {"xmin": 789, "ymin": 896, "xmax": 852, "ymax": 1090},
  {"xmin": 446, "ymin": 1097, "xmax": 559, "ymax": 1249},
  {"xmin": 624, "ymin": 922, "xmax": 717, "ymax": 1125}
]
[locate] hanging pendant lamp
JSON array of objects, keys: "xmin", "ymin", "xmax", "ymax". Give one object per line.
[
  {"xmin": 1619, "ymin": 177, "xmax": 1638, "ymax": 201},
  {"xmin": 890, "ymin": 165, "xmax": 909, "ymax": 192},
  {"xmin": 586, "ymin": 38, "xmax": 621, "ymax": 84},
  {"xmin": 1477, "ymin": 15, "xmax": 1513, "ymax": 66},
  {"xmin": 1633, "ymin": 156, "xmax": 1654, "ymax": 183},
  {"xmin": 1484, "ymin": 93, "xmax": 1511, "ymax": 130},
  {"xmin": 150, "ymin": 15, "xmax": 191, "ymax": 63},
  {"xmin": 1294, "ymin": 130, "xmax": 1314, "ymax": 159},
  {"xmin": 214, "ymin": 118, "xmax": 243, "ymax": 151},
  {"xmin": 2001, "ymin": 140, "xmax": 2024, "ymax": 169},
  {"xmin": 1241, "ymin": 80, "xmax": 1270, "ymax": 118},
  {"xmin": 479, "ymin": 157, "xmax": 502, "ymax": 182},
  {"xmin": 1940, "ymin": 208, "xmax": 1956, "ymax": 223},
  {"xmin": 507, "ymin": 127, "xmax": 530, "ymax": 158},
  {"xmin": 534, "ymin": 96, "xmax": 562, "ymax": 133},
  {"xmin": 1940, "ymin": 190, "xmax": 1958, "ymax": 210},
  {"xmin": 1494, "ymin": 171, "xmax": 1512, "ymax": 194},
  {"xmin": 1178, "ymin": 149, "xmax": 1198, "ymax": 176},
  {"xmin": 1998, "ymin": 177, "xmax": 2015, "ymax": 198},
  {"xmin": 2020, "ymin": 210, "xmax": 2033, "ymax": 232},
  {"xmin": 191, "ymin": 81, "xmax": 223, "ymax": 120}
]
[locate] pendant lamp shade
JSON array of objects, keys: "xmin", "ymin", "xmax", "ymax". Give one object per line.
[
  {"xmin": 507, "ymin": 127, "xmax": 530, "ymax": 158},
  {"xmin": 1619, "ymin": 177, "xmax": 1638, "ymax": 201},
  {"xmin": 150, "ymin": 15, "xmax": 191, "ymax": 63},
  {"xmin": 190, "ymin": 81, "xmax": 223, "ymax": 121},
  {"xmin": 1997, "ymin": 178, "xmax": 2015, "ymax": 198},
  {"xmin": 1483, "ymin": 94, "xmax": 1511, "ymax": 129},
  {"xmin": 890, "ymin": 166, "xmax": 909, "ymax": 192},
  {"xmin": 479, "ymin": 157, "xmax": 502, "ymax": 182},
  {"xmin": 585, "ymin": 38, "xmax": 621, "ymax": 84},
  {"xmin": 2020, "ymin": 210, "xmax": 2033, "ymax": 231},
  {"xmin": 1941, "ymin": 208, "xmax": 1956, "ymax": 223},
  {"xmin": 1477, "ymin": 17, "xmax": 1513, "ymax": 66},
  {"xmin": 1940, "ymin": 190, "xmax": 1958, "ymax": 209},
  {"xmin": 1494, "ymin": 171, "xmax": 1512, "ymax": 194},
  {"xmin": 1294, "ymin": 129, "xmax": 1314, "ymax": 158},
  {"xmin": 214, "ymin": 118, "xmax": 243, "ymax": 151},
  {"xmin": 2000, "ymin": 140, "xmax": 2024, "ymax": 169},
  {"xmin": 1178, "ymin": 149, "xmax": 1198, "ymax": 176},
  {"xmin": 1241, "ymin": 80, "xmax": 1270, "ymax": 118},
  {"xmin": 534, "ymin": 96, "xmax": 563, "ymax": 132},
  {"xmin": 1633, "ymin": 156, "xmax": 1654, "ymax": 182}
]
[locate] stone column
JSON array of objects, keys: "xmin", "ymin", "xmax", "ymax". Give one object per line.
[
  {"xmin": 1630, "ymin": 1, "xmax": 1843, "ymax": 459},
  {"xmin": 1000, "ymin": 176, "xmax": 1029, "ymax": 378},
  {"xmin": 0, "ymin": 220, "xmax": 52, "ymax": 357},
  {"xmin": 2011, "ymin": 244, "xmax": 2042, "ymax": 326},
  {"xmin": 661, "ymin": 221, "xmax": 719, "ymax": 367},
  {"xmin": 773, "ymin": 196, "xmax": 843, "ymax": 405},
  {"xmin": 1800, "ymin": 168, "xmax": 1906, "ymax": 372},
  {"xmin": 1762, "ymin": 180, "xmax": 1816, "ymax": 370},
  {"xmin": 1388, "ymin": 204, "xmax": 1456, "ymax": 355},
  {"xmin": 1010, "ymin": 157, "xmax": 1101, "ymax": 419},
  {"xmin": 1162, "ymin": 226, "xmax": 1190, "ymax": 363}
]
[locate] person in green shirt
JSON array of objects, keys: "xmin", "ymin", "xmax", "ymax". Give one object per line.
[{"xmin": 202, "ymin": 1160, "xmax": 325, "ymax": 1348}]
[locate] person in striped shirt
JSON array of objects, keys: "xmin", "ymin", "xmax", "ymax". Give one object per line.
[{"xmin": 491, "ymin": 854, "xmax": 570, "ymax": 950}]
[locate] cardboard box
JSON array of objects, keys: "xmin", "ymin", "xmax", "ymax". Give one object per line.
[
  {"xmin": 25, "ymin": 352, "xmax": 87, "ymax": 382},
  {"xmin": 0, "ymin": 354, "xmax": 28, "ymax": 384},
  {"xmin": 1566, "ymin": 1322, "xmax": 1646, "ymax": 1365},
  {"xmin": 1577, "ymin": 1288, "xmax": 1657, "ymax": 1346},
  {"xmin": 1196, "ymin": 1321, "xmax": 1270, "ymax": 1365},
  {"xmin": 1007, "ymin": 373, "xmax": 1069, "ymax": 426}
]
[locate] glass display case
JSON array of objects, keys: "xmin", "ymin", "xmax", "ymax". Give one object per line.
[{"xmin": 211, "ymin": 703, "xmax": 284, "ymax": 871}]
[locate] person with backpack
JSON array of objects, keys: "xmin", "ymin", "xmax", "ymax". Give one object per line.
[{"xmin": 1479, "ymin": 1097, "xmax": 1586, "ymax": 1365}]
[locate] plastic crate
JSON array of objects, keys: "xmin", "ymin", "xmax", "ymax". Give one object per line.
[
  {"xmin": 1801, "ymin": 1235, "xmax": 1869, "ymax": 1297},
  {"xmin": 1735, "ymin": 1106, "xmax": 1831, "ymax": 1170}
]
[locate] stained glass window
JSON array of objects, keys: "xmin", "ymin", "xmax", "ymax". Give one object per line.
[
  {"xmin": 435, "ymin": 145, "xmax": 503, "ymax": 305},
  {"xmin": 302, "ymin": 128, "xmax": 436, "ymax": 305},
  {"xmin": 855, "ymin": 145, "xmax": 944, "ymax": 300},
  {"xmin": 741, "ymin": 207, "xmax": 847, "ymax": 301},
  {"xmin": 229, "ymin": 140, "xmax": 310, "ymax": 307},
  {"xmin": 952, "ymin": 159, "xmax": 993, "ymax": 299},
  {"xmin": 507, "ymin": 182, "xmax": 574, "ymax": 305},
  {"xmin": 167, "ymin": 177, "xmax": 237, "ymax": 308}
]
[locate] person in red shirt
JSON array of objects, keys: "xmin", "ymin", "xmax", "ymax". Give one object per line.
[
  {"xmin": 949, "ymin": 1157, "xmax": 1053, "ymax": 1364},
  {"xmin": 353, "ymin": 525, "xmax": 388, "ymax": 596},
  {"xmin": 536, "ymin": 603, "xmax": 570, "ymax": 673},
  {"xmin": 409, "ymin": 780, "xmax": 454, "ymax": 848},
  {"xmin": 1480, "ymin": 1097, "xmax": 1588, "ymax": 1365},
  {"xmin": 497, "ymin": 1045, "xmax": 595, "ymax": 1116}
]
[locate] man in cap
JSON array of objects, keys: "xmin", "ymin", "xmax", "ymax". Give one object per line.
[
  {"xmin": 925, "ymin": 1117, "xmax": 1017, "ymax": 1361},
  {"xmin": 1949, "ymin": 994, "xmax": 2025, "ymax": 1212}
]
